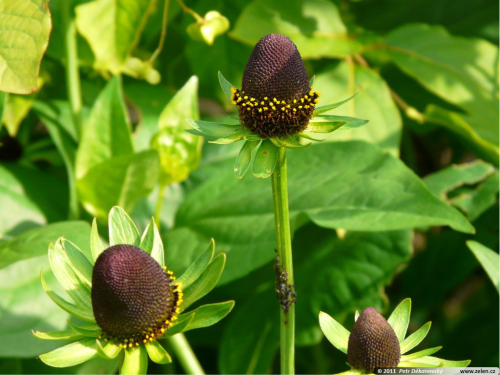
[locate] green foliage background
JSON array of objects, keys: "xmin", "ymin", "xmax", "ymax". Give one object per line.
[{"xmin": 0, "ymin": 0, "xmax": 498, "ymax": 373}]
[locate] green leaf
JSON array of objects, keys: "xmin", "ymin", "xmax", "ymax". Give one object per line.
[
  {"xmin": 96, "ymin": 339, "xmax": 122, "ymax": 359},
  {"xmin": 40, "ymin": 271, "xmax": 95, "ymax": 323},
  {"xmin": 78, "ymin": 151, "xmax": 160, "ymax": 219},
  {"xmin": 318, "ymin": 312, "xmax": 350, "ymax": 354},
  {"xmin": 64, "ymin": 240, "xmax": 93, "ymax": 288},
  {"xmin": 182, "ymin": 254, "xmax": 226, "ymax": 311},
  {"xmin": 0, "ymin": 0, "xmax": 51, "ymax": 94},
  {"xmin": 452, "ymin": 172, "xmax": 499, "ymax": 221},
  {"xmin": 2, "ymin": 93, "xmax": 37, "ymax": 136},
  {"xmin": 140, "ymin": 218, "xmax": 165, "ymax": 267},
  {"xmin": 384, "ymin": 24, "xmax": 499, "ymax": 163},
  {"xmin": 314, "ymin": 62, "xmax": 402, "ymax": 155},
  {"xmin": 467, "ymin": 241, "xmax": 499, "ymax": 292},
  {"xmin": 39, "ymin": 338, "xmax": 97, "ymax": 368},
  {"xmin": 234, "ymin": 140, "xmax": 260, "ymax": 178},
  {"xmin": 76, "ymin": 77, "xmax": 134, "ymax": 181},
  {"xmin": 309, "ymin": 116, "xmax": 368, "ymax": 131},
  {"xmin": 309, "ymin": 76, "xmax": 315, "ymax": 87},
  {"xmin": 48, "ymin": 240, "xmax": 92, "ymax": 308},
  {"xmin": 121, "ymin": 345, "xmax": 148, "ymax": 375},
  {"xmin": 218, "ymin": 71, "xmax": 236, "ymax": 99},
  {"xmin": 354, "ymin": 311, "xmax": 360, "ymax": 322},
  {"xmin": 0, "ymin": 91, "xmax": 6, "ymax": 126},
  {"xmin": 313, "ymin": 94, "xmax": 359, "ymax": 116},
  {"xmin": 182, "ymin": 301, "xmax": 234, "ymax": 331},
  {"xmin": 152, "ymin": 76, "xmax": 202, "ymax": 185},
  {"xmin": 75, "ymin": 0, "xmax": 156, "ymax": 75},
  {"xmin": 387, "ymin": 298, "xmax": 411, "ymax": 343},
  {"xmin": 90, "ymin": 219, "xmax": 105, "ymax": 263},
  {"xmin": 402, "ymin": 347, "xmax": 442, "ymax": 361},
  {"xmin": 32, "ymin": 328, "xmax": 86, "ymax": 342},
  {"xmin": 176, "ymin": 239, "xmax": 214, "ymax": 290},
  {"xmin": 399, "ymin": 356, "xmax": 471, "ymax": 368},
  {"xmin": 424, "ymin": 160, "xmax": 495, "ymax": 198},
  {"xmin": 187, "ymin": 11, "xmax": 230, "ymax": 46},
  {"xmin": 186, "ymin": 119, "xmax": 241, "ymax": 138},
  {"xmin": 281, "ymin": 136, "xmax": 309, "ymax": 148},
  {"xmin": 252, "ymin": 140, "xmax": 278, "ymax": 178},
  {"xmin": 400, "ymin": 322, "xmax": 432, "ymax": 354},
  {"xmin": 0, "ymin": 221, "xmax": 91, "ymax": 270},
  {"xmin": 162, "ymin": 313, "xmax": 195, "ymax": 337},
  {"xmin": 67, "ymin": 321, "xmax": 101, "ymax": 338},
  {"xmin": 165, "ymin": 141, "xmax": 473, "ymax": 284},
  {"xmin": 145, "ymin": 341, "xmax": 172, "ymax": 364},
  {"xmin": 231, "ymin": 0, "xmax": 360, "ymax": 59},
  {"xmin": 109, "ymin": 206, "xmax": 141, "ymax": 246}
]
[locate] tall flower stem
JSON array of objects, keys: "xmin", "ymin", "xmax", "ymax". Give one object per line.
[
  {"xmin": 165, "ymin": 334, "xmax": 205, "ymax": 375},
  {"xmin": 271, "ymin": 146, "xmax": 295, "ymax": 375}
]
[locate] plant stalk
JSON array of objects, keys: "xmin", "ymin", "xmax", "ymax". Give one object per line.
[
  {"xmin": 271, "ymin": 147, "xmax": 295, "ymax": 375},
  {"xmin": 166, "ymin": 334, "xmax": 205, "ymax": 375}
]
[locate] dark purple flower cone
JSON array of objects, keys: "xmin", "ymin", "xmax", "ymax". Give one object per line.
[
  {"xmin": 231, "ymin": 34, "xmax": 320, "ymax": 138},
  {"xmin": 347, "ymin": 307, "xmax": 401, "ymax": 372}
]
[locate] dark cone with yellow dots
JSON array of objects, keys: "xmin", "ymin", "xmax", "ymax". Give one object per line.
[
  {"xmin": 347, "ymin": 307, "xmax": 401, "ymax": 373},
  {"xmin": 91, "ymin": 244, "xmax": 183, "ymax": 348},
  {"xmin": 231, "ymin": 34, "xmax": 320, "ymax": 138}
]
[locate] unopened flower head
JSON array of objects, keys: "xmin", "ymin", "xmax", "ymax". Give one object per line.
[{"xmin": 231, "ymin": 34, "xmax": 320, "ymax": 138}]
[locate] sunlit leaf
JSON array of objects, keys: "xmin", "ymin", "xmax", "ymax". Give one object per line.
[
  {"xmin": 121, "ymin": 345, "xmax": 148, "ymax": 375},
  {"xmin": 400, "ymin": 322, "xmax": 432, "ymax": 354},
  {"xmin": 39, "ymin": 338, "xmax": 97, "ymax": 368},
  {"xmin": 145, "ymin": 341, "xmax": 172, "ymax": 364},
  {"xmin": 467, "ymin": 241, "xmax": 499, "ymax": 292},
  {"xmin": 319, "ymin": 312, "xmax": 350, "ymax": 354},
  {"xmin": 387, "ymin": 298, "xmax": 411, "ymax": 343}
]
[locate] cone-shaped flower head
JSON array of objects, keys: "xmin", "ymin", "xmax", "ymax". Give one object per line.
[
  {"xmin": 231, "ymin": 34, "xmax": 320, "ymax": 138},
  {"xmin": 348, "ymin": 307, "xmax": 401, "ymax": 372},
  {"xmin": 92, "ymin": 244, "xmax": 182, "ymax": 347}
]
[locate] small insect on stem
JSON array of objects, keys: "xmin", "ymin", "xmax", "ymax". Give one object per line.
[{"xmin": 274, "ymin": 249, "xmax": 297, "ymax": 324}]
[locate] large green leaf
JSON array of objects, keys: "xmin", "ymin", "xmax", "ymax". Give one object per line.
[
  {"xmin": 0, "ymin": 0, "xmax": 51, "ymax": 94},
  {"xmin": 314, "ymin": 63, "xmax": 402, "ymax": 156},
  {"xmin": 231, "ymin": 0, "xmax": 360, "ymax": 59},
  {"xmin": 383, "ymin": 24, "xmax": 499, "ymax": 162},
  {"xmin": 151, "ymin": 76, "xmax": 202, "ymax": 186},
  {"xmin": 76, "ymin": 77, "xmax": 134, "ymax": 181},
  {"xmin": 165, "ymin": 141, "xmax": 472, "ymax": 284},
  {"xmin": 77, "ymin": 150, "xmax": 159, "ymax": 219},
  {"xmin": 75, "ymin": 0, "xmax": 155, "ymax": 75},
  {"xmin": 467, "ymin": 241, "xmax": 499, "ymax": 292}
]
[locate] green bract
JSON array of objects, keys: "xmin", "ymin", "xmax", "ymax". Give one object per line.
[
  {"xmin": 33, "ymin": 206, "xmax": 233, "ymax": 374},
  {"xmin": 319, "ymin": 299, "xmax": 471, "ymax": 374}
]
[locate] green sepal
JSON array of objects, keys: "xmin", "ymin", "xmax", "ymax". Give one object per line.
[
  {"xmin": 400, "ymin": 321, "xmax": 432, "ymax": 354},
  {"xmin": 186, "ymin": 119, "xmax": 241, "ymax": 138},
  {"xmin": 162, "ymin": 313, "xmax": 195, "ymax": 337},
  {"xmin": 234, "ymin": 140, "xmax": 261, "ymax": 178},
  {"xmin": 67, "ymin": 320, "xmax": 101, "ymax": 337},
  {"xmin": 39, "ymin": 338, "xmax": 97, "ymax": 368},
  {"xmin": 252, "ymin": 140, "xmax": 278, "ymax": 178},
  {"xmin": 314, "ymin": 93, "xmax": 359, "ymax": 116},
  {"xmin": 48, "ymin": 240, "xmax": 92, "ymax": 308},
  {"xmin": 319, "ymin": 311, "xmax": 350, "ymax": 354},
  {"xmin": 145, "ymin": 341, "xmax": 172, "ymax": 364},
  {"xmin": 90, "ymin": 218, "xmax": 105, "ymax": 263},
  {"xmin": 108, "ymin": 206, "xmax": 140, "ymax": 246},
  {"xmin": 269, "ymin": 137, "xmax": 284, "ymax": 147},
  {"xmin": 218, "ymin": 71, "xmax": 236, "ymax": 99},
  {"xmin": 308, "ymin": 115, "xmax": 368, "ymax": 133},
  {"xmin": 181, "ymin": 253, "xmax": 226, "ymax": 311},
  {"xmin": 387, "ymin": 298, "xmax": 411, "ymax": 343},
  {"xmin": 209, "ymin": 130, "xmax": 251, "ymax": 144},
  {"xmin": 243, "ymin": 134, "xmax": 262, "ymax": 141},
  {"xmin": 309, "ymin": 75, "xmax": 315, "ymax": 87},
  {"xmin": 96, "ymin": 339, "xmax": 122, "ymax": 359},
  {"xmin": 402, "ymin": 346, "xmax": 442, "ymax": 361},
  {"xmin": 41, "ymin": 270, "xmax": 96, "ymax": 323},
  {"xmin": 140, "ymin": 218, "xmax": 165, "ymax": 267},
  {"xmin": 179, "ymin": 301, "xmax": 234, "ymax": 332},
  {"xmin": 121, "ymin": 345, "xmax": 148, "ymax": 375},
  {"xmin": 177, "ymin": 239, "xmax": 214, "ymax": 290},
  {"xmin": 354, "ymin": 310, "xmax": 360, "ymax": 322},
  {"xmin": 281, "ymin": 136, "xmax": 310, "ymax": 148},
  {"xmin": 399, "ymin": 356, "xmax": 470, "ymax": 368},
  {"xmin": 64, "ymin": 239, "xmax": 93, "ymax": 288},
  {"xmin": 32, "ymin": 328, "xmax": 86, "ymax": 342},
  {"xmin": 298, "ymin": 133, "xmax": 324, "ymax": 142}
]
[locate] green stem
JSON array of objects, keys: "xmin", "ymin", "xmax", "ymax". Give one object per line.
[
  {"xmin": 149, "ymin": 0, "xmax": 171, "ymax": 65},
  {"xmin": 61, "ymin": 0, "xmax": 81, "ymax": 220},
  {"xmin": 271, "ymin": 147, "xmax": 295, "ymax": 375},
  {"xmin": 155, "ymin": 184, "xmax": 168, "ymax": 230},
  {"xmin": 166, "ymin": 334, "xmax": 205, "ymax": 375}
]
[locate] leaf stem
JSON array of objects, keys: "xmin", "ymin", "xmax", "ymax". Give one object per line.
[
  {"xmin": 271, "ymin": 147, "xmax": 295, "ymax": 375},
  {"xmin": 149, "ymin": 0, "xmax": 171, "ymax": 65},
  {"xmin": 176, "ymin": 0, "xmax": 203, "ymax": 22},
  {"xmin": 61, "ymin": 0, "xmax": 81, "ymax": 220},
  {"xmin": 165, "ymin": 334, "xmax": 205, "ymax": 374}
]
